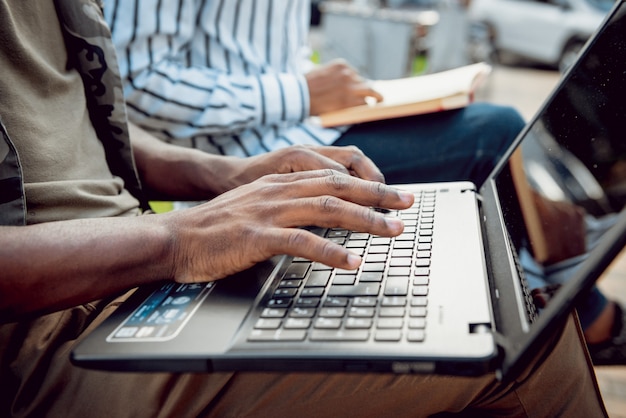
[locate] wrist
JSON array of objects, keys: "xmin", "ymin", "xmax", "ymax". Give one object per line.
[{"xmin": 191, "ymin": 153, "xmax": 246, "ymax": 195}]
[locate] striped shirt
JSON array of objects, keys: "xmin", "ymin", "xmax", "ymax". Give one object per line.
[{"xmin": 104, "ymin": 0, "xmax": 346, "ymax": 157}]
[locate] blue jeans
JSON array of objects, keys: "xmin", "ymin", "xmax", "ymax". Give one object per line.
[{"xmin": 333, "ymin": 102, "xmax": 525, "ymax": 187}]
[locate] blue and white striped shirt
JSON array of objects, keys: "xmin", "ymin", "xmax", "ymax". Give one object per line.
[{"xmin": 104, "ymin": 0, "xmax": 345, "ymax": 157}]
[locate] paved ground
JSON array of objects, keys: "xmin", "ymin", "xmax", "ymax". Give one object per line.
[{"xmin": 475, "ymin": 63, "xmax": 560, "ymax": 121}]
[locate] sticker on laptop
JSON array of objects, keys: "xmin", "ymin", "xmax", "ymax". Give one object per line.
[{"xmin": 106, "ymin": 282, "xmax": 215, "ymax": 342}]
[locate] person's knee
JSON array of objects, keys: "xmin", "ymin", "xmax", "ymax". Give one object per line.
[
  {"xmin": 492, "ymin": 105, "xmax": 526, "ymax": 139},
  {"xmin": 469, "ymin": 103, "xmax": 525, "ymax": 138},
  {"xmin": 467, "ymin": 104, "xmax": 525, "ymax": 159}
]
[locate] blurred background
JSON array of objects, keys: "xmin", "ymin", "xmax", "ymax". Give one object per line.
[
  {"xmin": 310, "ymin": 0, "xmax": 613, "ymax": 78},
  {"xmin": 310, "ymin": 1, "xmax": 625, "ymax": 415}
]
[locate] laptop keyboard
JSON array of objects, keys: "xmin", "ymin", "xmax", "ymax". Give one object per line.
[{"xmin": 248, "ymin": 189, "xmax": 436, "ymax": 343}]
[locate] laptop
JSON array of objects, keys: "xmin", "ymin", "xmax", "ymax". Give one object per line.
[{"xmin": 71, "ymin": 1, "xmax": 626, "ymax": 382}]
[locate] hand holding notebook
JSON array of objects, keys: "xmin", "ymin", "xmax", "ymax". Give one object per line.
[{"xmin": 315, "ymin": 63, "xmax": 492, "ymax": 128}]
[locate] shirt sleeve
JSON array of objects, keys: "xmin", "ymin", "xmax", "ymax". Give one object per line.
[{"xmin": 104, "ymin": 0, "xmax": 310, "ymax": 140}]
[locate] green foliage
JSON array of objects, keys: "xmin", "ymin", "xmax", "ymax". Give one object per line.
[{"xmin": 149, "ymin": 201, "xmax": 174, "ymax": 213}]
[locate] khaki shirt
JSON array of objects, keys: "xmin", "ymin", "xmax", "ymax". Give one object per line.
[{"xmin": 0, "ymin": 0, "xmax": 147, "ymax": 226}]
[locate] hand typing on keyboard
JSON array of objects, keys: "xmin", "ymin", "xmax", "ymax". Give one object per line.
[
  {"xmin": 249, "ymin": 189, "xmax": 436, "ymax": 344},
  {"xmin": 168, "ymin": 170, "xmax": 414, "ymax": 284}
]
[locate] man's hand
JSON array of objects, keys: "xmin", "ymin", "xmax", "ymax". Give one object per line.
[
  {"xmin": 0, "ymin": 170, "xmax": 412, "ymax": 320},
  {"xmin": 221, "ymin": 144, "xmax": 386, "ymax": 193},
  {"xmin": 163, "ymin": 170, "xmax": 414, "ymax": 283},
  {"xmin": 306, "ymin": 59, "xmax": 383, "ymax": 116}
]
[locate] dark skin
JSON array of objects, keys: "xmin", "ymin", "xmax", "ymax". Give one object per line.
[
  {"xmin": 306, "ymin": 59, "xmax": 383, "ymax": 116},
  {"xmin": 0, "ymin": 124, "xmax": 414, "ymax": 322}
]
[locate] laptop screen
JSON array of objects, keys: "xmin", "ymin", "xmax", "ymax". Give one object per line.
[{"xmin": 493, "ymin": 0, "xmax": 626, "ymax": 324}]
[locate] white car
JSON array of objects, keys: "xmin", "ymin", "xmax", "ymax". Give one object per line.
[{"xmin": 467, "ymin": 0, "xmax": 614, "ymax": 71}]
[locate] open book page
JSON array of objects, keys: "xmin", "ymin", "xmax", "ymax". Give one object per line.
[{"xmin": 315, "ymin": 62, "xmax": 492, "ymax": 128}]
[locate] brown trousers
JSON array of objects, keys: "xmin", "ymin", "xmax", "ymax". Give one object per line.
[{"xmin": 0, "ymin": 291, "xmax": 607, "ymax": 418}]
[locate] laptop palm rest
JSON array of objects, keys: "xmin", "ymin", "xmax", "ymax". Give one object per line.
[{"xmin": 71, "ymin": 257, "xmax": 283, "ymax": 372}]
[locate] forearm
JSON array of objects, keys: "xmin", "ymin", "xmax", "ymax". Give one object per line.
[
  {"xmin": 129, "ymin": 123, "xmax": 243, "ymax": 200},
  {"xmin": 0, "ymin": 216, "xmax": 173, "ymax": 322},
  {"xmin": 1, "ymin": 170, "xmax": 413, "ymax": 322},
  {"xmin": 130, "ymin": 123, "xmax": 389, "ymax": 200}
]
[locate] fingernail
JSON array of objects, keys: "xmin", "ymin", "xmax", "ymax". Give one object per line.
[
  {"xmin": 386, "ymin": 218, "xmax": 405, "ymax": 234},
  {"xmin": 399, "ymin": 191, "xmax": 414, "ymax": 205},
  {"xmin": 347, "ymin": 253, "xmax": 362, "ymax": 269}
]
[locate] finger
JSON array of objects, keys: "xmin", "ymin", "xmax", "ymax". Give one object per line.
[
  {"xmin": 353, "ymin": 84, "xmax": 384, "ymax": 103},
  {"xmin": 260, "ymin": 170, "xmax": 413, "ymax": 211},
  {"xmin": 327, "ymin": 58, "xmax": 359, "ymax": 75},
  {"xmin": 277, "ymin": 195, "xmax": 406, "ymax": 237},
  {"xmin": 335, "ymin": 87, "xmax": 382, "ymax": 109},
  {"xmin": 312, "ymin": 145, "xmax": 385, "ymax": 182},
  {"xmin": 267, "ymin": 227, "xmax": 363, "ymax": 270},
  {"xmin": 262, "ymin": 168, "xmax": 349, "ymax": 184},
  {"xmin": 275, "ymin": 146, "xmax": 352, "ymax": 177},
  {"xmin": 305, "ymin": 172, "xmax": 412, "ymax": 211},
  {"xmin": 276, "ymin": 145, "xmax": 384, "ymax": 182}
]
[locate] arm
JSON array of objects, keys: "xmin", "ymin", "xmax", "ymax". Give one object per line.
[
  {"xmin": 104, "ymin": 1, "xmax": 382, "ymax": 139},
  {"xmin": 0, "ymin": 215, "xmax": 172, "ymax": 321},
  {"xmin": 104, "ymin": 0, "xmax": 309, "ymax": 139},
  {"xmin": 129, "ymin": 123, "xmax": 388, "ymax": 200},
  {"xmin": 0, "ymin": 171, "xmax": 413, "ymax": 322}
]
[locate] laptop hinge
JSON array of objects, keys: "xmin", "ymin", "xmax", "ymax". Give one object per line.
[{"xmin": 491, "ymin": 331, "xmax": 511, "ymax": 352}]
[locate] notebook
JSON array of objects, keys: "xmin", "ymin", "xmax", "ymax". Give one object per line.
[{"xmin": 71, "ymin": 1, "xmax": 626, "ymax": 382}]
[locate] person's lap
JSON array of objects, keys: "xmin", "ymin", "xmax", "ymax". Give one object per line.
[
  {"xmin": 1, "ymin": 291, "xmax": 605, "ymax": 418},
  {"xmin": 205, "ymin": 313, "xmax": 604, "ymax": 417},
  {"xmin": 333, "ymin": 103, "xmax": 525, "ymax": 186}
]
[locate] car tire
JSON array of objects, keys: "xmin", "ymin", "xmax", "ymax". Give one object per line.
[
  {"xmin": 468, "ymin": 22, "xmax": 498, "ymax": 65},
  {"xmin": 559, "ymin": 40, "xmax": 585, "ymax": 73}
]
